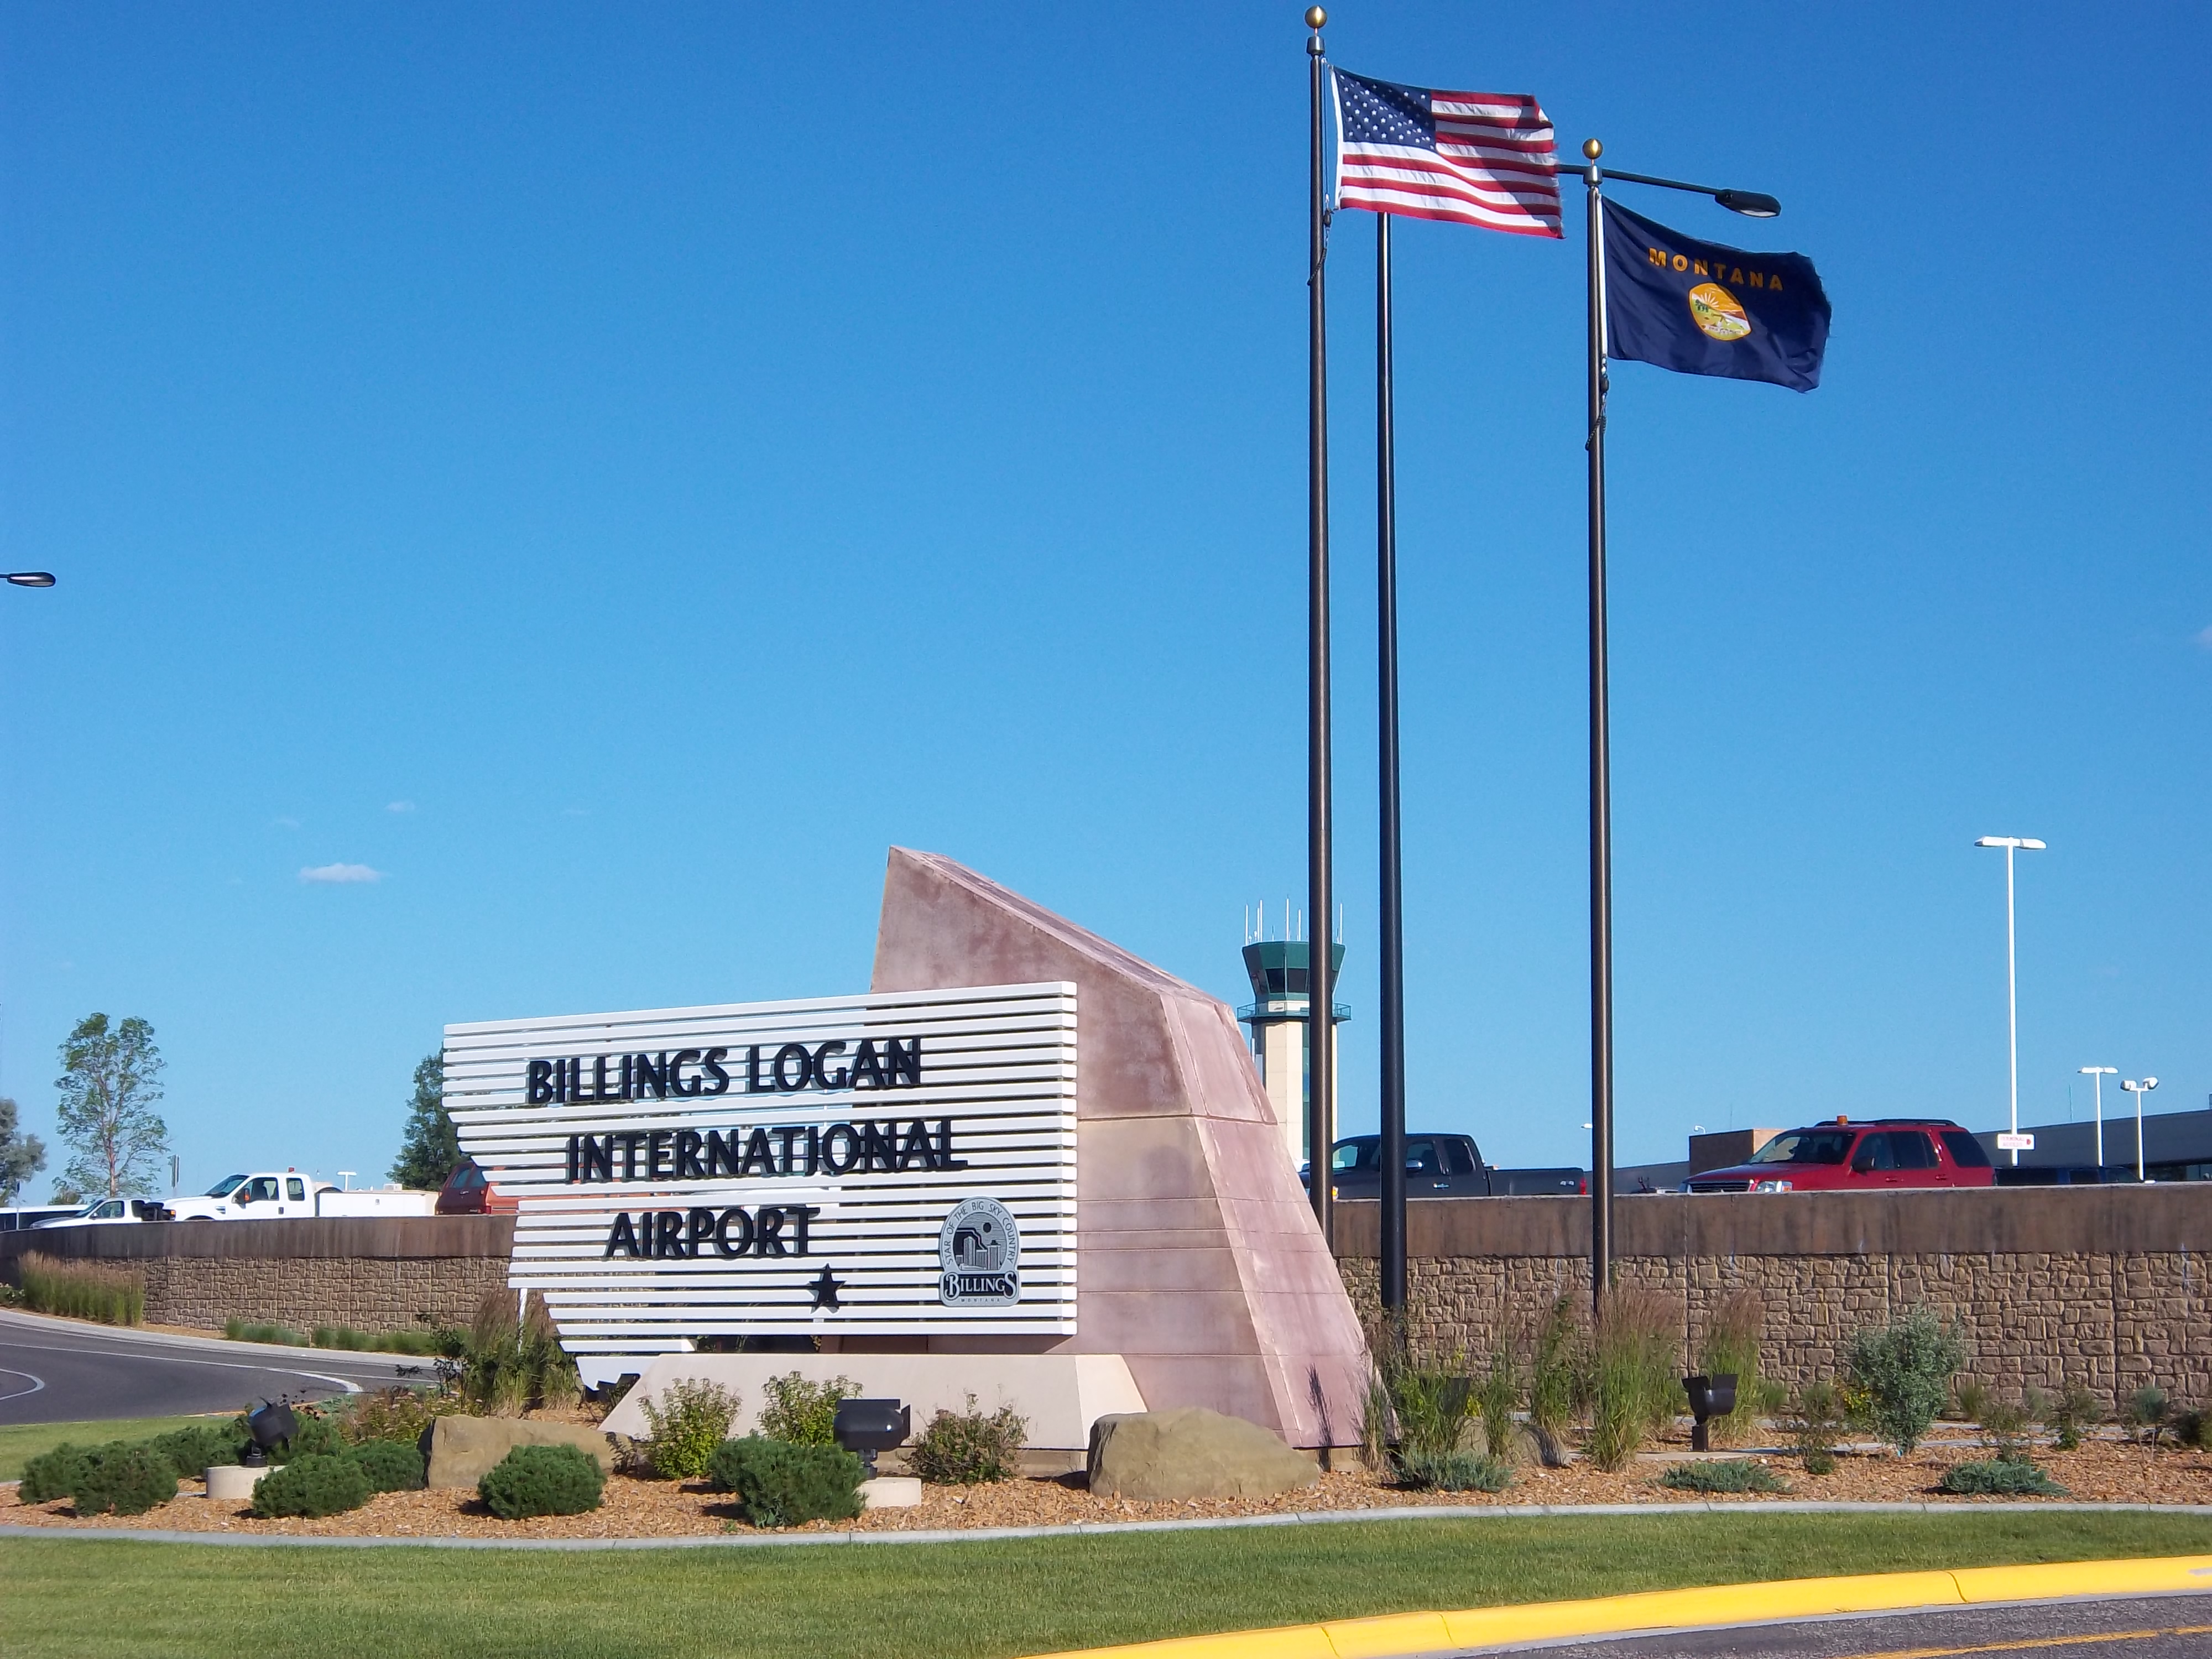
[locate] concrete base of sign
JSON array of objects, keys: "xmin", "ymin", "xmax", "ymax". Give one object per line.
[
  {"xmin": 859, "ymin": 1476, "xmax": 923, "ymax": 1509},
  {"xmin": 598, "ymin": 1352, "xmax": 1146, "ymax": 1452},
  {"xmin": 205, "ymin": 1464, "xmax": 268, "ymax": 1501}
]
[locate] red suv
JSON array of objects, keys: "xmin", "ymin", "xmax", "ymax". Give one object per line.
[{"xmin": 1687, "ymin": 1118, "xmax": 1995, "ymax": 1192}]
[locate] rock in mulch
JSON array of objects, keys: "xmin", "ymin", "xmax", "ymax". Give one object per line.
[
  {"xmin": 1087, "ymin": 1408, "xmax": 1321, "ymax": 1501},
  {"xmin": 423, "ymin": 1416, "xmax": 616, "ymax": 1489}
]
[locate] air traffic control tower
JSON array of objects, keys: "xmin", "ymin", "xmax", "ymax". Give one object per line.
[{"xmin": 1239, "ymin": 940, "xmax": 1348, "ymax": 1169}]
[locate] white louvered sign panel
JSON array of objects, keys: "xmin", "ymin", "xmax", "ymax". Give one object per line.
[{"xmin": 446, "ymin": 982, "xmax": 1077, "ymax": 1354}]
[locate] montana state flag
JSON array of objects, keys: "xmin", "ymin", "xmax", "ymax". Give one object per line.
[{"xmin": 1603, "ymin": 199, "xmax": 1830, "ymax": 392}]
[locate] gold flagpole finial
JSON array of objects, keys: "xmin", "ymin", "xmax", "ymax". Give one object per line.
[
  {"xmin": 1306, "ymin": 7, "xmax": 1327, "ymax": 29},
  {"xmin": 1582, "ymin": 138, "xmax": 1602, "ymax": 160}
]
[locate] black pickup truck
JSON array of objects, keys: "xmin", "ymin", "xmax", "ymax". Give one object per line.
[{"xmin": 1312, "ymin": 1134, "xmax": 1585, "ymax": 1199}]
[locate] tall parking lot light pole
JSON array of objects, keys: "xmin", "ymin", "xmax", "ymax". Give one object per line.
[
  {"xmin": 2079, "ymin": 1065, "xmax": 2116, "ymax": 1168},
  {"xmin": 1974, "ymin": 836, "xmax": 2045, "ymax": 1164},
  {"xmin": 2121, "ymin": 1076, "xmax": 2157, "ymax": 1182}
]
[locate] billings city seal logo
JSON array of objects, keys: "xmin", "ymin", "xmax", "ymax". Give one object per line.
[
  {"xmin": 938, "ymin": 1197, "xmax": 1020, "ymax": 1307},
  {"xmin": 1687, "ymin": 281, "xmax": 1751, "ymax": 341}
]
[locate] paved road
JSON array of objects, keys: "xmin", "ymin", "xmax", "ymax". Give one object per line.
[
  {"xmin": 0, "ymin": 1310, "xmax": 431, "ymax": 1423},
  {"xmin": 1463, "ymin": 1592, "xmax": 2212, "ymax": 1658}
]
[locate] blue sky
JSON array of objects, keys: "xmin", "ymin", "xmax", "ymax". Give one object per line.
[{"xmin": 1, "ymin": 3, "xmax": 2205, "ymax": 1193}]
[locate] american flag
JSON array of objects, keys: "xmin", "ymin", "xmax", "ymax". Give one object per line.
[{"xmin": 1332, "ymin": 67, "xmax": 1561, "ymax": 238}]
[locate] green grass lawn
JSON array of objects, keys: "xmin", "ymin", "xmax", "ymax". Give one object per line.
[
  {"xmin": 0, "ymin": 1511, "xmax": 2205, "ymax": 1659},
  {"xmin": 0, "ymin": 1416, "xmax": 228, "ymax": 1481}
]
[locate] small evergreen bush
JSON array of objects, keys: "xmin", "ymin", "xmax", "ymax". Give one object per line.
[
  {"xmin": 709, "ymin": 1436, "xmax": 863, "ymax": 1528},
  {"xmin": 1658, "ymin": 1458, "xmax": 1787, "ymax": 1494},
  {"xmin": 18, "ymin": 1443, "xmax": 97, "ymax": 1504},
  {"xmin": 346, "ymin": 1438, "xmax": 426, "ymax": 1493},
  {"xmin": 1938, "ymin": 1458, "xmax": 2067, "ymax": 1496},
  {"xmin": 273, "ymin": 1407, "xmax": 347, "ymax": 1462},
  {"xmin": 909, "ymin": 1395, "xmax": 1027, "ymax": 1484},
  {"xmin": 757, "ymin": 1371, "xmax": 859, "ymax": 1448},
  {"xmin": 249, "ymin": 1452, "xmax": 372, "ymax": 1518},
  {"xmin": 1844, "ymin": 1305, "xmax": 1964, "ymax": 1455},
  {"xmin": 478, "ymin": 1443, "xmax": 604, "ymax": 1519},
  {"xmin": 147, "ymin": 1423, "xmax": 244, "ymax": 1473},
  {"xmin": 1394, "ymin": 1448, "xmax": 1511, "ymax": 1492},
  {"xmin": 2126, "ymin": 1385, "xmax": 2171, "ymax": 1447},
  {"xmin": 72, "ymin": 1446, "xmax": 180, "ymax": 1516},
  {"xmin": 639, "ymin": 1376, "xmax": 740, "ymax": 1479}
]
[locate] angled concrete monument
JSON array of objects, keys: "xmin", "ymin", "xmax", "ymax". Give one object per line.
[{"xmin": 870, "ymin": 848, "xmax": 1368, "ymax": 1447}]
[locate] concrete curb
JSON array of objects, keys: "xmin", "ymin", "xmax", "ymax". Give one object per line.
[
  {"xmin": 1027, "ymin": 1555, "xmax": 2212, "ymax": 1658},
  {"xmin": 1, "ymin": 1499, "xmax": 2208, "ymax": 1552}
]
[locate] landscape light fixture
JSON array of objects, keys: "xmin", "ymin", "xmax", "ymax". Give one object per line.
[
  {"xmin": 1682, "ymin": 1373, "xmax": 1739, "ymax": 1453},
  {"xmin": 2079, "ymin": 1066, "xmax": 2117, "ymax": 1168},
  {"xmin": 2121, "ymin": 1077, "xmax": 2158, "ymax": 1183},
  {"xmin": 241, "ymin": 1399, "xmax": 298, "ymax": 1469},
  {"xmin": 832, "ymin": 1398, "xmax": 911, "ymax": 1477},
  {"xmin": 4, "ymin": 572, "xmax": 55, "ymax": 587},
  {"xmin": 1973, "ymin": 836, "xmax": 2046, "ymax": 1162}
]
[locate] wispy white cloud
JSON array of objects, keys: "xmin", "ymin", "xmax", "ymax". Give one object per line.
[
  {"xmin": 273, "ymin": 816, "xmax": 301, "ymax": 830},
  {"xmin": 2194, "ymin": 624, "xmax": 2212, "ymax": 651},
  {"xmin": 386, "ymin": 800, "xmax": 417, "ymax": 813},
  {"xmin": 300, "ymin": 863, "xmax": 384, "ymax": 884},
  {"xmin": 562, "ymin": 807, "xmax": 590, "ymax": 817}
]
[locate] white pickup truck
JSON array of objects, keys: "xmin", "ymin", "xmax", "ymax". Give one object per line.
[{"xmin": 168, "ymin": 1171, "xmax": 437, "ymax": 1221}]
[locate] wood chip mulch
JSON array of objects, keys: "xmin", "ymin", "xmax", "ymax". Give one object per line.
[{"xmin": 3, "ymin": 1430, "xmax": 2205, "ymax": 1541}]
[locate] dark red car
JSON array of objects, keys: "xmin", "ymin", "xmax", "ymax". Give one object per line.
[
  {"xmin": 1687, "ymin": 1117, "xmax": 1995, "ymax": 1192},
  {"xmin": 435, "ymin": 1158, "xmax": 517, "ymax": 1215}
]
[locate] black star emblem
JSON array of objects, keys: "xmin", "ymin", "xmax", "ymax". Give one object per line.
[{"xmin": 806, "ymin": 1266, "xmax": 845, "ymax": 1310}]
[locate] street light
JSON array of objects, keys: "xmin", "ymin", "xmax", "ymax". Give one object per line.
[
  {"xmin": 2120, "ymin": 1076, "xmax": 2158, "ymax": 1182},
  {"xmin": 1973, "ymin": 837, "xmax": 2045, "ymax": 1163},
  {"xmin": 4, "ymin": 573, "xmax": 55, "ymax": 587},
  {"xmin": 2078, "ymin": 1066, "xmax": 2116, "ymax": 1169},
  {"xmin": 1595, "ymin": 165, "xmax": 1782, "ymax": 218}
]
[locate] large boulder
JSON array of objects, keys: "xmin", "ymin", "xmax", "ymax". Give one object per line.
[
  {"xmin": 1087, "ymin": 1408, "xmax": 1319, "ymax": 1501},
  {"xmin": 424, "ymin": 1417, "xmax": 616, "ymax": 1490}
]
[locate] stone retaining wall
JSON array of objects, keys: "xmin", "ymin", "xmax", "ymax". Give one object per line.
[
  {"xmin": 1331, "ymin": 1186, "xmax": 2212, "ymax": 1401},
  {"xmin": 0, "ymin": 1217, "xmax": 514, "ymax": 1332}
]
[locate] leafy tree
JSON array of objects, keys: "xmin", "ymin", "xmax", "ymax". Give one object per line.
[
  {"xmin": 389, "ymin": 1051, "xmax": 458, "ymax": 1190},
  {"xmin": 54, "ymin": 1015, "xmax": 169, "ymax": 1198},
  {"xmin": 0, "ymin": 1096, "xmax": 46, "ymax": 1204}
]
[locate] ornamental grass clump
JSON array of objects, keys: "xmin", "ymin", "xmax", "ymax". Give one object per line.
[
  {"xmin": 224, "ymin": 1319, "xmax": 309, "ymax": 1346},
  {"xmin": 250, "ymin": 1452, "xmax": 372, "ymax": 1519},
  {"xmin": 638, "ymin": 1376, "xmax": 741, "ymax": 1479},
  {"xmin": 1657, "ymin": 1458, "xmax": 1788, "ymax": 1494},
  {"xmin": 72, "ymin": 1445, "xmax": 180, "ymax": 1516},
  {"xmin": 341, "ymin": 1385, "xmax": 463, "ymax": 1449},
  {"xmin": 2041, "ymin": 1378, "xmax": 2105, "ymax": 1452},
  {"xmin": 1584, "ymin": 1288, "xmax": 1681, "ymax": 1473},
  {"xmin": 1475, "ymin": 1340, "xmax": 1520, "ymax": 1461},
  {"xmin": 757, "ymin": 1372, "xmax": 858, "ymax": 1448},
  {"xmin": 1526, "ymin": 1293, "xmax": 1583, "ymax": 1467},
  {"xmin": 478, "ymin": 1443, "xmax": 604, "ymax": 1519},
  {"xmin": 1844, "ymin": 1305, "xmax": 1964, "ymax": 1456},
  {"xmin": 18, "ymin": 1253, "xmax": 143, "ymax": 1326},
  {"xmin": 346, "ymin": 1437, "xmax": 426, "ymax": 1493},
  {"xmin": 909, "ymin": 1394, "xmax": 1027, "ymax": 1483},
  {"xmin": 1938, "ymin": 1458, "xmax": 2068, "ymax": 1496},
  {"xmin": 1695, "ymin": 1291, "xmax": 1774, "ymax": 1448},
  {"xmin": 708, "ymin": 1436, "xmax": 863, "ymax": 1528}
]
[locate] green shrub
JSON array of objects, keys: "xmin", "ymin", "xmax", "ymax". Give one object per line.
[
  {"xmin": 147, "ymin": 1423, "xmax": 244, "ymax": 1473},
  {"xmin": 1526, "ymin": 1293, "xmax": 1582, "ymax": 1464},
  {"xmin": 639, "ymin": 1376, "xmax": 740, "ymax": 1479},
  {"xmin": 2173, "ymin": 1405, "xmax": 2210, "ymax": 1452},
  {"xmin": 263, "ymin": 1406, "xmax": 346, "ymax": 1462},
  {"xmin": 18, "ymin": 1253, "xmax": 143, "ymax": 1325},
  {"xmin": 1938, "ymin": 1458, "xmax": 2067, "ymax": 1496},
  {"xmin": 339, "ymin": 1386, "xmax": 461, "ymax": 1448},
  {"xmin": 1658, "ymin": 1458, "xmax": 1788, "ymax": 1494},
  {"xmin": 1844, "ymin": 1305, "xmax": 1964, "ymax": 1456},
  {"xmin": 73, "ymin": 1446, "xmax": 180, "ymax": 1516},
  {"xmin": 1586, "ymin": 1289, "xmax": 1680, "ymax": 1472},
  {"xmin": 1475, "ymin": 1342, "xmax": 1520, "ymax": 1461},
  {"xmin": 18, "ymin": 1443, "xmax": 97, "ymax": 1504},
  {"xmin": 1787, "ymin": 1379, "xmax": 1846, "ymax": 1476},
  {"xmin": 757, "ymin": 1371, "xmax": 859, "ymax": 1448},
  {"xmin": 346, "ymin": 1438, "xmax": 426, "ymax": 1493},
  {"xmin": 709, "ymin": 1436, "xmax": 863, "ymax": 1528},
  {"xmin": 2042, "ymin": 1379, "xmax": 2104, "ymax": 1452},
  {"xmin": 1953, "ymin": 1376, "xmax": 1991, "ymax": 1424},
  {"xmin": 909, "ymin": 1395, "xmax": 1026, "ymax": 1484},
  {"xmin": 225, "ymin": 1319, "xmax": 309, "ymax": 1346},
  {"xmin": 1695, "ymin": 1291, "xmax": 1770, "ymax": 1449},
  {"xmin": 2126, "ymin": 1385, "xmax": 2171, "ymax": 1447},
  {"xmin": 1393, "ymin": 1448, "xmax": 1511, "ymax": 1493},
  {"xmin": 477, "ymin": 1443, "xmax": 604, "ymax": 1519},
  {"xmin": 1979, "ymin": 1398, "xmax": 2037, "ymax": 1463},
  {"xmin": 250, "ymin": 1451, "xmax": 372, "ymax": 1518}
]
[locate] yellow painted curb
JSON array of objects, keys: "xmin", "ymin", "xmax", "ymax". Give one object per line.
[{"xmin": 1032, "ymin": 1553, "xmax": 2212, "ymax": 1658}]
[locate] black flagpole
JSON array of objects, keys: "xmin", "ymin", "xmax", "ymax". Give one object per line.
[
  {"xmin": 1376, "ymin": 208, "xmax": 1406, "ymax": 1316},
  {"xmin": 1305, "ymin": 6, "xmax": 1334, "ymax": 1243},
  {"xmin": 1580, "ymin": 138, "xmax": 1614, "ymax": 1314}
]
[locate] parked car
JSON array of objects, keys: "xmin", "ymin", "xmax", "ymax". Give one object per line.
[
  {"xmin": 30, "ymin": 1197, "xmax": 173, "ymax": 1227},
  {"xmin": 435, "ymin": 1158, "xmax": 517, "ymax": 1215},
  {"xmin": 1313, "ymin": 1133, "xmax": 1586, "ymax": 1199},
  {"xmin": 1686, "ymin": 1117, "xmax": 1994, "ymax": 1192},
  {"xmin": 168, "ymin": 1171, "xmax": 437, "ymax": 1220},
  {"xmin": 0, "ymin": 1205, "xmax": 89, "ymax": 1232}
]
